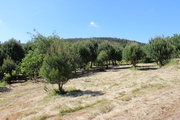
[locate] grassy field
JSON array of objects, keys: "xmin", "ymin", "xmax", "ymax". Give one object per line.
[{"xmin": 0, "ymin": 59, "xmax": 180, "ymax": 120}]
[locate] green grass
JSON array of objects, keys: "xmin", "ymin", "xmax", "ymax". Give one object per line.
[
  {"xmin": 49, "ymin": 89, "xmax": 60, "ymax": 96},
  {"xmin": 165, "ymin": 59, "xmax": 180, "ymax": 67}
]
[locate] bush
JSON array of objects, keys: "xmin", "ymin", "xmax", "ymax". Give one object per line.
[{"xmin": 0, "ymin": 81, "xmax": 7, "ymax": 87}]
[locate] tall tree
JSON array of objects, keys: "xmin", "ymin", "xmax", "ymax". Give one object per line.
[{"xmin": 85, "ymin": 39, "xmax": 98, "ymax": 68}]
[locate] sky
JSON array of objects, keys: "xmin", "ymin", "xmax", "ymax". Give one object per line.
[{"xmin": 0, "ymin": 0, "xmax": 180, "ymax": 43}]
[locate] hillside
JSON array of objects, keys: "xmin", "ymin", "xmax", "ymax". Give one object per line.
[
  {"xmin": 63, "ymin": 37, "xmax": 145, "ymax": 47},
  {"xmin": 0, "ymin": 59, "xmax": 180, "ymax": 120}
]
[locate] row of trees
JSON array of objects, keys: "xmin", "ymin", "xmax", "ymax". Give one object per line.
[{"xmin": 0, "ymin": 33, "xmax": 180, "ymax": 93}]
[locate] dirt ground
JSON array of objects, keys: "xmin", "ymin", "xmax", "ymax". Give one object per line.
[{"xmin": 0, "ymin": 59, "xmax": 180, "ymax": 120}]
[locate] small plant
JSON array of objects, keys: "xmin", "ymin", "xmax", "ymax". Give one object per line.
[
  {"xmin": 0, "ymin": 81, "xmax": 7, "ymax": 87},
  {"xmin": 132, "ymin": 88, "xmax": 141, "ymax": 94},
  {"xmin": 49, "ymin": 89, "xmax": 60, "ymax": 96},
  {"xmin": 161, "ymin": 106, "xmax": 166, "ymax": 110}
]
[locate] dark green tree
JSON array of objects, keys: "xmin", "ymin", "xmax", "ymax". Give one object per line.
[
  {"xmin": 85, "ymin": 39, "xmax": 98, "ymax": 68},
  {"xmin": 77, "ymin": 41, "xmax": 91, "ymax": 69},
  {"xmin": 40, "ymin": 40, "xmax": 75, "ymax": 94},
  {"xmin": 122, "ymin": 43, "xmax": 142, "ymax": 67},
  {"xmin": 2, "ymin": 39, "xmax": 25, "ymax": 64},
  {"xmin": 98, "ymin": 41, "xmax": 115, "ymax": 66},
  {"xmin": 112, "ymin": 44, "xmax": 123, "ymax": 64}
]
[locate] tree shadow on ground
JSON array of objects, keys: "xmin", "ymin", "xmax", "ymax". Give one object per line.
[
  {"xmin": 73, "ymin": 68, "xmax": 107, "ymax": 78},
  {"xmin": 136, "ymin": 65, "xmax": 158, "ymax": 71},
  {"xmin": 0, "ymin": 87, "xmax": 11, "ymax": 93},
  {"xmin": 64, "ymin": 90, "xmax": 104, "ymax": 97}
]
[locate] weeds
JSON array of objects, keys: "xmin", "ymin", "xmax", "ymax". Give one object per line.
[
  {"xmin": 99, "ymin": 101, "xmax": 114, "ymax": 113},
  {"xmin": 132, "ymin": 88, "xmax": 143, "ymax": 94},
  {"xmin": 59, "ymin": 99, "xmax": 106, "ymax": 116},
  {"xmin": 0, "ymin": 81, "xmax": 7, "ymax": 87},
  {"xmin": 30, "ymin": 114, "xmax": 49, "ymax": 120}
]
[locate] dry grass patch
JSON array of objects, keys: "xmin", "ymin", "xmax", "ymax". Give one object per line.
[
  {"xmin": 132, "ymin": 83, "xmax": 166, "ymax": 95},
  {"xmin": 30, "ymin": 114, "xmax": 54, "ymax": 120},
  {"xmin": 59, "ymin": 99, "xmax": 106, "ymax": 116},
  {"xmin": 120, "ymin": 94, "xmax": 132, "ymax": 101}
]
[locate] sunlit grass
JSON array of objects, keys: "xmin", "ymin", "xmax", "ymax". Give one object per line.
[{"xmin": 59, "ymin": 99, "xmax": 107, "ymax": 116}]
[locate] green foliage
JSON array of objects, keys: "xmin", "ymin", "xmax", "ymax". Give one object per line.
[
  {"xmin": 1, "ymin": 39, "xmax": 25, "ymax": 64},
  {"xmin": 79, "ymin": 43, "xmax": 91, "ymax": 68},
  {"xmin": 122, "ymin": 43, "xmax": 142, "ymax": 67},
  {"xmin": 169, "ymin": 34, "xmax": 180, "ymax": 58},
  {"xmin": 49, "ymin": 89, "xmax": 60, "ymax": 96},
  {"xmin": 113, "ymin": 44, "xmax": 123, "ymax": 62},
  {"xmin": 2, "ymin": 58, "xmax": 16, "ymax": 83},
  {"xmin": 29, "ymin": 31, "xmax": 52, "ymax": 54},
  {"xmin": 140, "ymin": 45, "xmax": 152, "ymax": 63},
  {"xmin": 97, "ymin": 50, "xmax": 108, "ymax": 68},
  {"xmin": 148, "ymin": 36, "xmax": 174, "ymax": 66},
  {"xmin": 0, "ymin": 81, "xmax": 7, "ymax": 87},
  {"xmin": 40, "ymin": 40, "xmax": 75, "ymax": 94},
  {"xmin": 20, "ymin": 51, "xmax": 43, "ymax": 79},
  {"xmin": 85, "ymin": 39, "xmax": 98, "ymax": 68},
  {"xmin": 0, "ymin": 47, "xmax": 5, "ymax": 66}
]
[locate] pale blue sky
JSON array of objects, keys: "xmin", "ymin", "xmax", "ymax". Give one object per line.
[{"xmin": 0, "ymin": 0, "xmax": 180, "ymax": 43}]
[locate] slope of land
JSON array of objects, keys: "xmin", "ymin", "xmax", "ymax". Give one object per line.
[{"xmin": 0, "ymin": 59, "xmax": 180, "ymax": 120}]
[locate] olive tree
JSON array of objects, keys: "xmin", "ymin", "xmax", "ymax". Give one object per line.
[
  {"xmin": 148, "ymin": 36, "xmax": 174, "ymax": 66},
  {"xmin": 96, "ymin": 50, "xmax": 108, "ymax": 69},
  {"xmin": 122, "ymin": 43, "xmax": 142, "ymax": 67}
]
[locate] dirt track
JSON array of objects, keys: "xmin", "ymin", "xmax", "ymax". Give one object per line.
[{"xmin": 0, "ymin": 60, "xmax": 180, "ymax": 120}]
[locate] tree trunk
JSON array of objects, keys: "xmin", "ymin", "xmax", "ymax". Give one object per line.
[
  {"xmin": 132, "ymin": 60, "xmax": 136, "ymax": 68},
  {"xmin": 90, "ymin": 62, "xmax": 93, "ymax": 68},
  {"xmin": 158, "ymin": 59, "xmax": 163, "ymax": 66},
  {"xmin": 58, "ymin": 82, "xmax": 64, "ymax": 94}
]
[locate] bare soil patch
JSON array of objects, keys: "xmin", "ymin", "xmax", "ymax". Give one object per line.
[{"xmin": 0, "ymin": 60, "xmax": 180, "ymax": 120}]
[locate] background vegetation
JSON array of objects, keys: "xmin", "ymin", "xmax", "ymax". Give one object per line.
[{"xmin": 1, "ymin": 32, "xmax": 180, "ymax": 93}]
